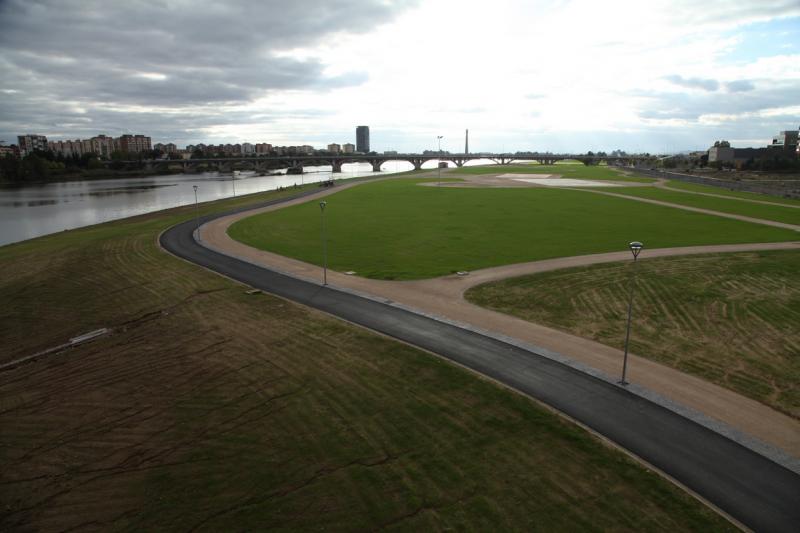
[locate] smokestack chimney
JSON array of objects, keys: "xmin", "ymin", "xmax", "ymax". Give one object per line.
[{"xmin": 465, "ymin": 129, "xmax": 469, "ymax": 155}]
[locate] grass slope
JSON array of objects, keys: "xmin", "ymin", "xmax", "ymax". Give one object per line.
[
  {"xmin": 0, "ymin": 185, "xmax": 732, "ymax": 531},
  {"xmin": 605, "ymin": 186, "xmax": 800, "ymax": 226},
  {"xmin": 452, "ymin": 163, "xmax": 655, "ymax": 182},
  {"xmin": 664, "ymin": 180, "xmax": 800, "ymax": 206},
  {"xmin": 466, "ymin": 251, "xmax": 800, "ymax": 418},
  {"xmin": 229, "ymin": 178, "xmax": 798, "ymax": 280}
]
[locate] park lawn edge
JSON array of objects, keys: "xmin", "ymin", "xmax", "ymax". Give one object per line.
[{"xmin": 0, "ymin": 178, "xmax": 734, "ymax": 531}]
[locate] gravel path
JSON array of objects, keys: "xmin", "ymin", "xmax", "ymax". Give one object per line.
[
  {"xmin": 200, "ymin": 173, "xmax": 800, "ymax": 462},
  {"xmin": 576, "ymin": 187, "xmax": 800, "ymax": 232}
]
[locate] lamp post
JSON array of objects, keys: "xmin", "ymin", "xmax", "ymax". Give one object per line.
[
  {"xmin": 437, "ymin": 135, "xmax": 443, "ymax": 186},
  {"xmin": 620, "ymin": 241, "xmax": 644, "ymax": 385},
  {"xmin": 320, "ymin": 200, "xmax": 328, "ymax": 285},
  {"xmin": 192, "ymin": 185, "xmax": 200, "ymax": 242},
  {"xmin": 231, "ymin": 170, "xmax": 236, "ymax": 197}
]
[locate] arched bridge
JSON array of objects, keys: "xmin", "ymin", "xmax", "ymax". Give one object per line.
[{"xmin": 107, "ymin": 153, "xmax": 656, "ymax": 173}]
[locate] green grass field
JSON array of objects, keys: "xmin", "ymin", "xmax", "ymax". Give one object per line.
[
  {"xmin": 466, "ymin": 251, "xmax": 800, "ymax": 418},
  {"xmin": 229, "ymin": 177, "xmax": 798, "ymax": 280},
  {"xmin": 604, "ymin": 186, "xmax": 800, "ymax": 226},
  {"xmin": 452, "ymin": 163, "xmax": 655, "ymax": 182},
  {"xmin": 663, "ymin": 180, "xmax": 800, "ymax": 206},
  {"xmin": 0, "ymin": 184, "xmax": 731, "ymax": 530}
]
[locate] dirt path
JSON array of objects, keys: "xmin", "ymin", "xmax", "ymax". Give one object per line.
[
  {"xmin": 575, "ymin": 188, "xmax": 800, "ymax": 232},
  {"xmin": 199, "ymin": 176, "xmax": 800, "ymax": 462}
]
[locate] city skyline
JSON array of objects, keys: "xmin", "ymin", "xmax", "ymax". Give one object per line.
[{"xmin": 1, "ymin": 0, "xmax": 798, "ymax": 153}]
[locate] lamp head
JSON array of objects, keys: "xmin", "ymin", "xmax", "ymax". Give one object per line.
[
  {"xmin": 193, "ymin": 185, "xmax": 198, "ymax": 191},
  {"xmin": 319, "ymin": 200, "xmax": 327, "ymax": 211},
  {"xmin": 629, "ymin": 241, "xmax": 644, "ymax": 259}
]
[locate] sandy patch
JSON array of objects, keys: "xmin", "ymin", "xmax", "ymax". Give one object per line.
[
  {"xmin": 419, "ymin": 174, "xmax": 565, "ymax": 188},
  {"xmin": 512, "ymin": 177, "xmax": 624, "ymax": 187},
  {"xmin": 420, "ymin": 173, "xmax": 639, "ymax": 188}
]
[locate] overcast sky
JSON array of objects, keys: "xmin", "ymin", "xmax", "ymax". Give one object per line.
[{"xmin": 1, "ymin": 0, "xmax": 798, "ymax": 153}]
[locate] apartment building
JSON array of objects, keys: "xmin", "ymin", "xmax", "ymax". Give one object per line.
[
  {"xmin": 17, "ymin": 134, "xmax": 48, "ymax": 156},
  {"xmin": 116, "ymin": 134, "xmax": 152, "ymax": 153}
]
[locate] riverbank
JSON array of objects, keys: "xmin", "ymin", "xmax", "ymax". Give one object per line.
[
  {"xmin": 0, "ymin": 182, "xmax": 730, "ymax": 531},
  {"xmin": 0, "ymin": 163, "xmax": 404, "ymax": 247}
]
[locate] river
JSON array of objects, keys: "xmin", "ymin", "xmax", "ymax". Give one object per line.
[
  {"xmin": 0, "ymin": 158, "xmax": 502, "ymax": 247},
  {"xmin": 0, "ymin": 161, "xmax": 423, "ymax": 247}
]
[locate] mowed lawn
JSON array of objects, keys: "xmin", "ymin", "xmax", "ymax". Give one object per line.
[
  {"xmin": 0, "ymin": 187, "xmax": 731, "ymax": 531},
  {"xmin": 604, "ymin": 186, "xmax": 800, "ymax": 226},
  {"xmin": 228, "ymin": 177, "xmax": 798, "ymax": 280},
  {"xmin": 452, "ymin": 163, "xmax": 655, "ymax": 182},
  {"xmin": 467, "ymin": 251, "xmax": 800, "ymax": 418}
]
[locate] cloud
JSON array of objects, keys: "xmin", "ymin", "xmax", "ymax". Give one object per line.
[
  {"xmin": 636, "ymin": 80, "xmax": 800, "ymax": 122},
  {"xmin": 0, "ymin": 0, "xmax": 417, "ymax": 140},
  {"xmin": 725, "ymin": 80, "xmax": 756, "ymax": 92},
  {"xmin": 0, "ymin": 0, "xmax": 797, "ymax": 152},
  {"xmin": 664, "ymin": 75, "xmax": 720, "ymax": 92}
]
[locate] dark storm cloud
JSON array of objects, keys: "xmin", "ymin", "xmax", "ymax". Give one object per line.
[{"xmin": 0, "ymin": 0, "xmax": 417, "ymax": 141}]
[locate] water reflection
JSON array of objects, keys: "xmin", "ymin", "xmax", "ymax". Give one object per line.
[
  {"xmin": 0, "ymin": 161, "xmax": 425, "ymax": 246},
  {"xmin": 0, "ymin": 199, "xmax": 60, "ymax": 208}
]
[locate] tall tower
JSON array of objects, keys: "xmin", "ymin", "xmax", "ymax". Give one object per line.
[
  {"xmin": 356, "ymin": 126, "xmax": 370, "ymax": 153},
  {"xmin": 465, "ymin": 129, "xmax": 469, "ymax": 154}
]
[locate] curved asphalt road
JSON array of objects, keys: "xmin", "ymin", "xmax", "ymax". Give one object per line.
[{"xmin": 161, "ymin": 190, "xmax": 800, "ymax": 532}]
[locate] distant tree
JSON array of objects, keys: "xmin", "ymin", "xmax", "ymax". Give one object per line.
[
  {"xmin": 20, "ymin": 154, "xmax": 51, "ymax": 180},
  {"xmin": 0, "ymin": 154, "xmax": 21, "ymax": 181}
]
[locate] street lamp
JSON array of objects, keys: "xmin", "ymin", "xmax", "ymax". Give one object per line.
[
  {"xmin": 620, "ymin": 241, "xmax": 644, "ymax": 385},
  {"xmin": 319, "ymin": 200, "xmax": 328, "ymax": 285},
  {"xmin": 231, "ymin": 170, "xmax": 236, "ymax": 197},
  {"xmin": 437, "ymin": 135, "xmax": 443, "ymax": 186},
  {"xmin": 192, "ymin": 185, "xmax": 200, "ymax": 242}
]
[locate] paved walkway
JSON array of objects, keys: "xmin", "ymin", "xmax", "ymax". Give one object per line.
[{"xmin": 199, "ymin": 173, "xmax": 800, "ymax": 461}]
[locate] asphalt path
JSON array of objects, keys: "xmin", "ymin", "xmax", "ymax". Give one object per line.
[{"xmin": 161, "ymin": 190, "xmax": 800, "ymax": 532}]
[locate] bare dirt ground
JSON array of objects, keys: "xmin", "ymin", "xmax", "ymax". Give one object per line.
[
  {"xmin": 417, "ymin": 173, "xmax": 645, "ymax": 188},
  {"xmin": 200, "ymin": 172, "xmax": 800, "ymax": 461}
]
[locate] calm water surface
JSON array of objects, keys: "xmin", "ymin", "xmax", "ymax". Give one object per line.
[
  {"xmin": 0, "ymin": 158, "xmax": 500, "ymax": 247},
  {"xmin": 0, "ymin": 161, "xmax": 424, "ymax": 247}
]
